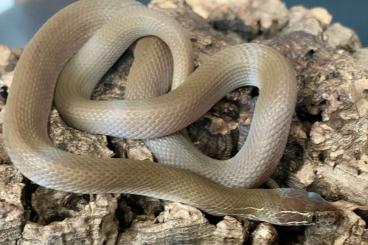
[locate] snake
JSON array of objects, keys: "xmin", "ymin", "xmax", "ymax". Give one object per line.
[{"xmin": 3, "ymin": 0, "xmax": 337, "ymax": 225}]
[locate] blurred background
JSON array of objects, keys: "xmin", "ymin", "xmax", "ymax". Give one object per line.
[
  {"xmin": 0, "ymin": 0, "xmax": 366, "ymax": 47},
  {"xmin": 284, "ymin": 0, "xmax": 367, "ymax": 45}
]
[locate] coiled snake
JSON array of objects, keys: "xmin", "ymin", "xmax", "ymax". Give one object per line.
[{"xmin": 3, "ymin": 0, "xmax": 337, "ymax": 225}]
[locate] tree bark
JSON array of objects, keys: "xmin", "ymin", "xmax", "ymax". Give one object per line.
[{"xmin": 0, "ymin": 0, "xmax": 367, "ymax": 244}]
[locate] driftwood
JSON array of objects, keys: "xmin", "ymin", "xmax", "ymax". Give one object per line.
[{"xmin": 0, "ymin": 0, "xmax": 367, "ymax": 244}]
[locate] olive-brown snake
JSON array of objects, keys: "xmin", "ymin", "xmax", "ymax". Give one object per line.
[{"xmin": 3, "ymin": 0, "xmax": 337, "ymax": 225}]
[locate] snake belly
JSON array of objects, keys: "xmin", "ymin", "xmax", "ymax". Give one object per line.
[{"xmin": 3, "ymin": 0, "xmax": 337, "ymax": 225}]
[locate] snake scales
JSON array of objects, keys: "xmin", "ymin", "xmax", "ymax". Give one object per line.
[{"xmin": 3, "ymin": 0, "xmax": 337, "ymax": 225}]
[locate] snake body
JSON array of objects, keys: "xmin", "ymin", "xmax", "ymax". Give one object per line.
[{"xmin": 3, "ymin": 0, "xmax": 337, "ymax": 225}]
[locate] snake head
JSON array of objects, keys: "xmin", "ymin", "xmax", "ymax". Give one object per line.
[{"xmin": 262, "ymin": 188, "xmax": 340, "ymax": 226}]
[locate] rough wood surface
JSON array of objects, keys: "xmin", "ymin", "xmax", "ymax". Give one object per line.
[{"xmin": 0, "ymin": 0, "xmax": 367, "ymax": 244}]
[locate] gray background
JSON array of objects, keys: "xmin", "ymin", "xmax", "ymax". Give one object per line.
[
  {"xmin": 0, "ymin": 0, "xmax": 366, "ymax": 47},
  {"xmin": 284, "ymin": 0, "xmax": 367, "ymax": 46}
]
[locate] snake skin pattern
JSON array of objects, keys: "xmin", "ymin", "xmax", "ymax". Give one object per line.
[{"xmin": 3, "ymin": 0, "xmax": 337, "ymax": 225}]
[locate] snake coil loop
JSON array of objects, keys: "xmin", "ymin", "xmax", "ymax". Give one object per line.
[{"xmin": 3, "ymin": 0, "xmax": 337, "ymax": 225}]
